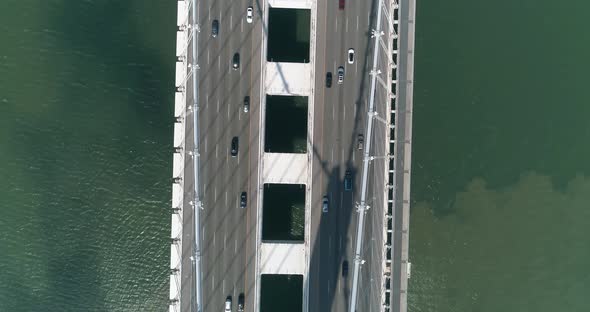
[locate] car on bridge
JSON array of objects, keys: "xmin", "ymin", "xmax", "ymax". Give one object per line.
[
  {"xmin": 337, "ymin": 66, "xmax": 344, "ymax": 84},
  {"xmin": 243, "ymin": 96, "xmax": 250, "ymax": 113},
  {"xmin": 232, "ymin": 53, "xmax": 240, "ymax": 70},
  {"xmin": 231, "ymin": 137, "xmax": 239, "ymax": 157},
  {"xmin": 225, "ymin": 296, "xmax": 232, "ymax": 312},
  {"xmin": 347, "ymin": 48, "xmax": 355, "ymax": 64},
  {"xmin": 344, "ymin": 170, "xmax": 352, "ymax": 191},
  {"xmin": 342, "ymin": 260, "xmax": 349, "ymax": 277},
  {"xmin": 238, "ymin": 293, "xmax": 245, "ymax": 312},
  {"xmin": 212, "ymin": 19, "xmax": 219, "ymax": 38},
  {"xmin": 358, "ymin": 134, "xmax": 364, "ymax": 150},
  {"xmin": 240, "ymin": 192, "xmax": 247, "ymax": 209},
  {"xmin": 246, "ymin": 7, "xmax": 253, "ymax": 23}
]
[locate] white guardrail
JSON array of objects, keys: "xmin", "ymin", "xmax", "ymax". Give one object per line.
[{"xmin": 170, "ymin": 0, "xmax": 203, "ymax": 311}]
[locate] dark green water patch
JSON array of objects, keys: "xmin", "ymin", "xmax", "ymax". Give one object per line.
[
  {"xmin": 262, "ymin": 184, "xmax": 305, "ymax": 241},
  {"xmin": 0, "ymin": 1, "xmax": 174, "ymax": 310},
  {"xmin": 267, "ymin": 8, "xmax": 310, "ymax": 63},
  {"xmin": 260, "ymin": 274, "xmax": 303, "ymax": 312},
  {"xmin": 265, "ymin": 95, "xmax": 308, "ymax": 153}
]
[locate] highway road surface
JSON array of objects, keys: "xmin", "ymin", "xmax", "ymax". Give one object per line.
[
  {"xmin": 309, "ymin": 0, "xmax": 389, "ymax": 311},
  {"xmin": 179, "ymin": 0, "xmax": 392, "ymax": 311},
  {"xmin": 180, "ymin": 0, "xmax": 264, "ymax": 311}
]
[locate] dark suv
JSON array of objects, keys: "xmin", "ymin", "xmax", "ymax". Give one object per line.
[
  {"xmin": 231, "ymin": 137, "xmax": 239, "ymax": 157},
  {"xmin": 240, "ymin": 192, "xmax": 247, "ymax": 209},
  {"xmin": 237, "ymin": 293, "xmax": 245, "ymax": 312},
  {"xmin": 211, "ymin": 19, "xmax": 219, "ymax": 37},
  {"xmin": 342, "ymin": 260, "xmax": 349, "ymax": 277},
  {"xmin": 344, "ymin": 170, "xmax": 352, "ymax": 191},
  {"xmin": 326, "ymin": 72, "xmax": 332, "ymax": 88},
  {"xmin": 232, "ymin": 53, "xmax": 240, "ymax": 70}
]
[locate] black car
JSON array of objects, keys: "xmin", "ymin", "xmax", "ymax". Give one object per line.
[
  {"xmin": 231, "ymin": 137, "xmax": 239, "ymax": 157},
  {"xmin": 243, "ymin": 96, "xmax": 250, "ymax": 113},
  {"xmin": 232, "ymin": 53, "xmax": 240, "ymax": 70},
  {"xmin": 344, "ymin": 170, "xmax": 352, "ymax": 191},
  {"xmin": 211, "ymin": 19, "xmax": 219, "ymax": 37},
  {"xmin": 240, "ymin": 192, "xmax": 247, "ymax": 209},
  {"xmin": 237, "ymin": 293, "xmax": 245, "ymax": 312},
  {"xmin": 342, "ymin": 260, "xmax": 349, "ymax": 277},
  {"xmin": 325, "ymin": 72, "xmax": 332, "ymax": 88}
]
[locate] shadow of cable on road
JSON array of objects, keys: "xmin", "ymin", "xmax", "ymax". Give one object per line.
[{"xmin": 306, "ymin": 0, "xmax": 383, "ymax": 310}]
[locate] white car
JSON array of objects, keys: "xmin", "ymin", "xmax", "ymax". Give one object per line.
[
  {"xmin": 225, "ymin": 297, "xmax": 232, "ymax": 312},
  {"xmin": 246, "ymin": 7, "xmax": 253, "ymax": 23},
  {"xmin": 347, "ymin": 48, "xmax": 355, "ymax": 64},
  {"xmin": 322, "ymin": 196, "xmax": 329, "ymax": 213}
]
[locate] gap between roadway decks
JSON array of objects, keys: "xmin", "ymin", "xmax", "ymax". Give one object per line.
[{"xmin": 256, "ymin": 1, "xmax": 316, "ymax": 312}]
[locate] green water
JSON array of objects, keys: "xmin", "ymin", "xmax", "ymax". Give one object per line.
[
  {"xmin": 410, "ymin": 0, "xmax": 590, "ymax": 311},
  {"xmin": 0, "ymin": 1, "xmax": 175, "ymax": 311},
  {"xmin": 1, "ymin": 0, "xmax": 589, "ymax": 311}
]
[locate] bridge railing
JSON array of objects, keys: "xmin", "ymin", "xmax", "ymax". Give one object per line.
[{"xmin": 169, "ymin": 0, "xmax": 204, "ymax": 311}]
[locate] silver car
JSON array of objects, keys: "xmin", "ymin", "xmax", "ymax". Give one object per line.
[
  {"xmin": 337, "ymin": 66, "xmax": 344, "ymax": 84},
  {"xmin": 322, "ymin": 196, "xmax": 329, "ymax": 213}
]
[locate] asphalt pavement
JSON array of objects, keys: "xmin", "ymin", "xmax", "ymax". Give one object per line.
[
  {"xmin": 308, "ymin": 0, "xmax": 387, "ymax": 311},
  {"xmin": 180, "ymin": 0, "xmax": 264, "ymax": 311}
]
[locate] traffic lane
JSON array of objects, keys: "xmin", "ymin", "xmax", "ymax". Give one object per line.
[
  {"xmin": 198, "ymin": 0, "xmax": 255, "ymax": 309},
  {"xmin": 324, "ymin": 168, "xmax": 358, "ymax": 312},
  {"xmin": 321, "ymin": 102, "xmax": 357, "ymax": 312},
  {"xmin": 199, "ymin": 54, "xmax": 221, "ymax": 312},
  {"xmin": 241, "ymin": 3, "xmax": 263, "ymax": 310},
  {"xmin": 309, "ymin": 0, "xmax": 330, "ymax": 308},
  {"xmin": 315, "ymin": 2, "xmax": 375, "ymax": 312},
  {"xmin": 317, "ymin": 8, "xmax": 354, "ymax": 311},
  {"xmin": 317, "ymin": 162, "xmax": 343, "ymax": 312},
  {"xmin": 332, "ymin": 7, "xmax": 375, "ymax": 311},
  {"xmin": 235, "ymin": 0, "xmax": 257, "ymax": 300},
  {"xmin": 219, "ymin": 22, "xmax": 249, "ymax": 308},
  {"xmin": 201, "ymin": 10, "xmax": 244, "ymax": 311},
  {"xmin": 229, "ymin": 75, "xmax": 252, "ymax": 304},
  {"xmin": 222, "ymin": 0, "xmax": 258, "ymax": 305}
]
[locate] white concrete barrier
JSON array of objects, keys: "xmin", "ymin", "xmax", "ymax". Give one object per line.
[
  {"xmin": 263, "ymin": 153, "xmax": 308, "ymax": 184},
  {"xmin": 174, "ymin": 91, "xmax": 185, "ymax": 118},
  {"xmin": 173, "ymin": 122, "xmax": 184, "ymax": 149},
  {"xmin": 268, "ymin": 0, "xmax": 312, "ymax": 9},
  {"xmin": 173, "ymin": 153, "xmax": 184, "ymax": 180},
  {"xmin": 265, "ymin": 62, "xmax": 311, "ymax": 96},
  {"xmin": 177, "ymin": 1, "xmax": 188, "ymax": 26},
  {"xmin": 175, "ymin": 61, "xmax": 187, "ymax": 89},
  {"xmin": 260, "ymin": 242, "xmax": 306, "ymax": 274},
  {"xmin": 170, "ymin": 1, "xmax": 188, "ymax": 311},
  {"xmin": 176, "ymin": 31, "xmax": 187, "ymax": 58}
]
